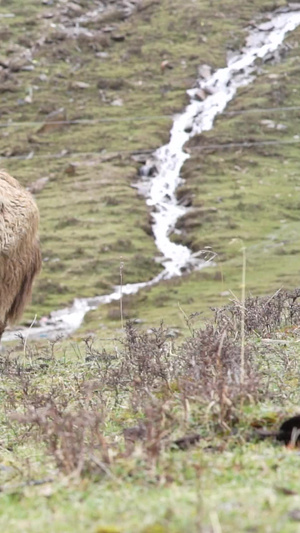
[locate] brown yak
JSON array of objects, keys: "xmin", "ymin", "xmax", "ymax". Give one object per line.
[{"xmin": 0, "ymin": 170, "xmax": 42, "ymax": 339}]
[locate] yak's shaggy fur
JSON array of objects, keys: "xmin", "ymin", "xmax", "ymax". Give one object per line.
[{"xmin": 0, "ymin": 170, "xmax": 42, "ymax": 338}]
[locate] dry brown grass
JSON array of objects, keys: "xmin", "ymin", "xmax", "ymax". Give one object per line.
[{"xmin": 3, "ymin": 290, "xmax": 300, "ymax": 477}]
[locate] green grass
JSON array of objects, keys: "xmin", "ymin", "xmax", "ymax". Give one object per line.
[
  {"xmin": 3, "ymin": 450, "xmax": 300, "ymax": 533},
  {"xmin": 1, "ymin": 308, "xmax": 300, "ymax": 532},
  {"xmin": 2, "ymin": 2, "xmax": 300, "ymax": 530},
  {"xmin": 0, "ymin": 0, "xmax": 293, "ymax": 330}
]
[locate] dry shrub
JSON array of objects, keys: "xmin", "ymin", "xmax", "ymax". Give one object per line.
[
  {"xmin": 6, "ymin": 289, "xmax": 300, "ymax": 478},
  {"xmin": 0, "ymin": 337, "xmax": 57, "ymax": 378},
  {"xmin": 6, "ymin": 375, "xmax": 109, "ymax": 476},
  {"xmin": 142, "ymin": 400, "xmax": 176, "ymax": 464},
  {"xmin": 178, "ymin": 325, "xmax": 259, "ymax": 425},
  {"xmin": 10, "ymin": 394, "xmax": 108, "ymax": 476},
  {"xmin": 119, "ymin": 322, "xmax": 176, "ymax": 389},
  {"xmin": 85, "ymin": 321, "xmax": 260, "ymax": 424},
  {"xmin": 85, "ymin": 322, "xmax": 177, "ymax": 397},
  {"xmin": 214, "ymin": 289, "xmax": 300, "ymax": 338},
  {"xmin": 123, "ymin": 397, "xmax": 176, "ymax": 467},
  {"xmin": 109, "ymin": 322, "xmax": 260, "ymax": 425},
  {"xmin": 3, "ymin": 314, "xmax": 267, "ymax": 476}
]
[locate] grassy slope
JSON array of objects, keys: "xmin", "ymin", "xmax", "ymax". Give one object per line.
[
  {"xmin": 82, "ymin": 0, "xmax": 300, "ymax": 335},
  {"xmin": 2, "ymin": 446, "xmax": 300, "ymax": 533},
  {"xmin": 0, "ymin": 0, "xmax": 295, "ymax": 334},
  {"xmin": 2, "ymin": 444, "xmax": 300, "ymax": 533},
  {"xmin": 3, "ymin": 1, "xmax": 300, "ymax": 532}
]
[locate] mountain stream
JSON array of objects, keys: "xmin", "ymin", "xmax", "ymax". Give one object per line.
[{"xmin": 4, "ymin": 5, "xmax": 300, "ymax": 341}]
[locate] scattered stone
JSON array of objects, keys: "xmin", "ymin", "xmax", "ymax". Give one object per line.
[
  {"xmin": 203, "ymin": 84, "xmax": 215, "ymax": 95},
  {"xmin": 111, "ymin": 98, "xmax": 123, "ymax": 106},
  {"xmin": 194, "ymin": 88, "xmax": 207, "ymax": 101},
  {"xmin": 0, "ymin": 28, "xmax": 12, "ymax": 41},
  {"xmin": 131, "ymin": 151, "xmax": 153, "ymax": 164},
  {"xmin": 198, "ymin": 63, "xmax": 212, "ymax": 79},
  {"xmin": 42, "ymin": 11, "xmax": 55, "ymax": 19},
  {"xmin": 289, "ymin": 509, "xmax": 300, "ymax": 522},
  {"xmin": 0, "ymin": 57, "xmax": 9, "ymax": 68},
  {"xmin": 70, "ymin": 81, "xmax": 90, "ymax": 90},
  {"xmin": 276, "ymin": 123, "xmax": 287, "ymax": 130},
  {"xmin": 153, "ymin": 255, "xmax": 165, "ymax": 264},
  {"xmin": 6, "ymin": 43, "xmax": 24, "ymax": 54},
  {"xmin": 95, "ymin": 52, "xmax": 109, "ymax": 59},
  {"xmin": 64, "ymin": 163, "xmax": 77, "ymax": 176},
  {"xmin": 139, "ymin": 160, "xmax": 158, "ymax": 177},
  {"xmin": 178, "ymin": 193, "xmax": 193, "ymax": 207},
  {"xmin": 161, "ymin": 60, "xmax": 173, "ymax": 72},
  {"xmin": 184, "ymin": 122, "xmax": 193, "ymax": 133},
  {"xmin": 111, "ymin": 33, "xmax": 126, "ymax": 42},
  {"xmin": 37, "ymin": 107, "xmax": 67, "ymax": 134},
  {"xmin": 260, "ymin": 119, "xmax": 276, "ymax": 128},
  {"xmin": 0, "ymin": 81, "xmax": 18, "ymax": 93},
  {"xmin": 17, "ymin": 39, "xmax": 32, "ymax": 52},
  {"xmin": 9, "ymin": 58, "xmax": 31, "ymax": 72},
  {"xmin": 38, "ymin": 485, "xmax": 54, "ymax": 498},
  {"xmin": 76, "ymin": 31, "xmax": 108, "ymax": 48},
  {"xmin": 258, "ymin": 21, "xmax": 274, "ymax": 32},
  {"xmin": 263, "ymin": 50, "xmax": 281, "ymax": 63},
  {"xmin": 66, "ymin": 2, "xmax": 83, "ymax": 15},
  {"xmin": 166, "ymin": 328, "xmax": 180, "ymax": 338},
  {"xmin": 102, "ymin": 26, "xmax": 115, "ymax": 33},
  {"xmin": 97, "ymin": 77, "xmax": 125, "ymax": 90},
  {"xmin": 24, "ymin": 93, "xmax": 33, "ymax": 104},
  {"xmin": 260, "ymin": 119, "xmax": 287, "ymax": 130},
  {"xmin": 28, "ymin": 176, "xmax": 49, "ymax": 194}
]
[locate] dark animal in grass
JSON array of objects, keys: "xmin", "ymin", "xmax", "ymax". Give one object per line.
[
  {"xmin": 256, "ymin": 415, "xmax": 300, "ymax": 447},
  {"xmin": 0, "ymin": 170, "xmax": 42, "ymax": 339},
  {"xmin": 276, "ymin": 416, "xmax": 300, "ymax": 446}
]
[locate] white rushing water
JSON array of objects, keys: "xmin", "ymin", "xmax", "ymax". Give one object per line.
[{"xmin": 4, "ymin": 6, "xmax": 300, "ymax": 341}]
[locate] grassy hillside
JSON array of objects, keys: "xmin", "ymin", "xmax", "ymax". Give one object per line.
[
  {"xmin": 2, "ymin": 1, "xmax": 300, "ymax": 531},
  {"xmin": 1, "ymin": 0, "xmax": 298, "ymax": 335}
]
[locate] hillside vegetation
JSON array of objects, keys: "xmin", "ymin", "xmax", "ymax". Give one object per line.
[
  {"xmin": 1, "ymin": 1, "xmax": 300, "ymax": 532},
  {"xmin": 1, "ymin": 0, "xmax": 299, "ymax": 333},
  {"xmin": 1, "ymin": 291, "xmax": 300, "ymax": 532}
]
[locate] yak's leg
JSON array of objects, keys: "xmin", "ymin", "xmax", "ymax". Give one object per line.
[{"xmin": 0, "ymin": 320, "xmax": 6, "ymax": 342}]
